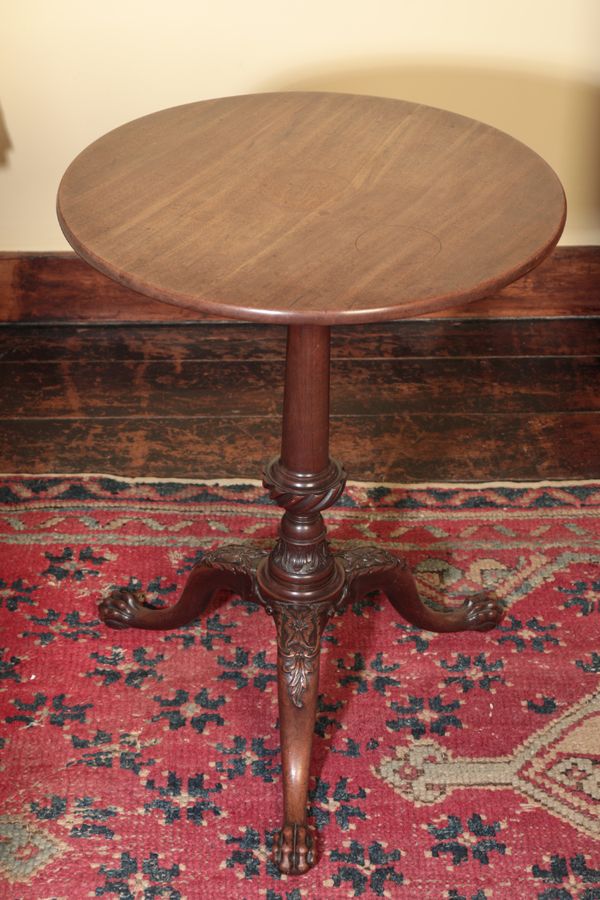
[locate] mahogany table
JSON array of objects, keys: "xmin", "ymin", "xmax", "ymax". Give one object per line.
[{"xmin": 57, "ymin": 92, "xmax": 566, "ymax": 875}]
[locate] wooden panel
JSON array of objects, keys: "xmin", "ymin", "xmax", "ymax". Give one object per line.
[
  {"xmin": 330, "ymin": 413, "xmax": 600, "ymax": 482},
  {"xmin": 2, "ymin": 356, "xmax": 598, "ymax": 418},
  {"xmin": 1, "ymin": 312, "xmax": 598, "ymax": 484},
  {"xmin": 0, "ymin": 256, "xmax": 20, "ymax": 321},
  {"xmin": 1, "ymin": 247, "xmax": 598, "ymax": 323},
  {"xmin": 0, "ymin": 252, "xmax": 202, "ymax": 324},
  {"xmin": 0, "ymin": 413, "xmax": 597, "ymax": 482},
  {"xmin": 1, "ymin": 317, "xmax": 599, "ymax": 361},
  {"xmin": 437, "ymin": 245, "xmax": 600, "ymax": 318}
]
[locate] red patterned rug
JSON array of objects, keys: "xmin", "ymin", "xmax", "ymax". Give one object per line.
[{"xmin": 0, "ymin": 475, "xmax": 599, "ymax": 899}]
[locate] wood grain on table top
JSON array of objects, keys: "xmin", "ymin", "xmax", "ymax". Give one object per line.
[{"xmin": 57, "ymin": 92, "xmax": 566, "ymax": 324}]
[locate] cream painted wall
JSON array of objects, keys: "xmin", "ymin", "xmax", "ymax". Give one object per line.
[{"xmin": 1, "ymin": 0, "xmax": 599, "ymax": 249}]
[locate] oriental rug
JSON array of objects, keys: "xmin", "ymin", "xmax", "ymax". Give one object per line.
[{"xmin": 0, "ymin": 475, "xmax": 599, "ymax": 900}]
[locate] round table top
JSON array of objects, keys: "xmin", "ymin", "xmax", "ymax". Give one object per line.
[{"xmin": 58, "ymin": 92, "xmax": 566, "ymax": 324}]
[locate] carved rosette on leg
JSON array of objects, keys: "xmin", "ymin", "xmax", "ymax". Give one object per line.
[
  {"xmin": 336, "ymin": 541, "xmax": 504, "ymax": 632},
  {"xmin": 270, "ymin": 598, "xmax": 334, "ymax": 709}
]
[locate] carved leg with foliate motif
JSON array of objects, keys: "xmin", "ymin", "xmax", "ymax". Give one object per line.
[
  {"xmin": 257, "ymin": 549, "xmax": 345, "ymax": 874},
  {"xmin": 257, "ymin": 324, "xmax": 347, "ymax": 874},
  {"xmin": 268, "ymin": 599, "xmax": 330, "ymax": 873}
]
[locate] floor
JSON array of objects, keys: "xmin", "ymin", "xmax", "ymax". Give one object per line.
[{"xmin": 1, "ymin": 317, "xmax": 598, "ymax": 482}]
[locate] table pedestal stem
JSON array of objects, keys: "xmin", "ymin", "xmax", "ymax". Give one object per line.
[
  {"xmin": 98, "ymin": 323, "xmax": 505, "ymax": 877},
  {"xmin": 258, "ymin": 325, "xmax": 347, "ymax": 873}
]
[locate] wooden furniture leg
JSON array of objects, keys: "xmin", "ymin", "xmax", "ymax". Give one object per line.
[
  {"xmin": 97, "ymin": 543, "xmax": 267, "ymax": 630},
  {"xmin": 337, "ymin": 544, "xmax": 504, "ymax": 632}
]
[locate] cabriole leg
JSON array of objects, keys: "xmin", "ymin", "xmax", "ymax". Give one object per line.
[
  {"xmin": 98, "ymin": 543, "xmax": 267, "ymax": 630},
  {"xmin": 337, "ymin": 543, "xmax": 504, "ymax": 632}
]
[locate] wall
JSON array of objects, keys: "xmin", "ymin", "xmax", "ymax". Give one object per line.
[{"xmin": 1, "ymin": 0, "xmax": 599, "ymax": 250}]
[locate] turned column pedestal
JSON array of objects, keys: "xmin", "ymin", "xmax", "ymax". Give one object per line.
[{"xmin": 99, "ymin": 323, "xmax": 504, "ymax": 874}]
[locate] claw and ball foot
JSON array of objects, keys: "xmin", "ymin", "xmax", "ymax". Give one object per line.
[
  {"xmin": 99, "ymin": 587, "xmax": 148, "ymax": 630},
  {"xmin": 273, "ymin": 823, "xmax": 314, "ymax": 875},
  {"xmin": 457, "ymin": 592, "xmax": 504, "ymax": 632},
  {"xmin": 337, "ymin": 542, "xmax": 504, "ymax": 633}
]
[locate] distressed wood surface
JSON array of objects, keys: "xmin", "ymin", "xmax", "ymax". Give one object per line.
[
  {"xmin": 1, "ymin": 412, "xmax": 597, "ymax": 481},
  {"xmin": 57, "ymin": 92, "xmax": 565, "ymax": 324},
  {"xmin": 1, "ymin": 317, "xmax": 599, "ymax": 359},
  {"xmin": 3, "ymin": 356, "xmax": 599, "ymax": 418},
  {"xmin": 1, "ymin": 318, "xmax": 598, "ymax": 481}
]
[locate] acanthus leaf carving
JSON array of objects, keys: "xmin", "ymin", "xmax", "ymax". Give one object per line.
[
  {"xmin": 203, "ymin": 541, "xmax": 269, "ymax": 574},
  {"xmin": 270, "ymin": 601, "xmax": 332, "ymax": 708},
  {"xmin": 271, "ymin": 538, "xmax": 331, "ymax": 576},
  {"xmin": 335, "ymin": 541, "xmax": 406, "ymax": 581}
]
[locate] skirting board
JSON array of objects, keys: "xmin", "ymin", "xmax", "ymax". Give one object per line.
[{"xmin": 0, "ymin": 246, "xmax": 598, "ymax": 323}]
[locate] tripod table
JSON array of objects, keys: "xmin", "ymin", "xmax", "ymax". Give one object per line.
[{"xmin": 57, "ymin": 91, "xmax": 566, "ymax": 875}]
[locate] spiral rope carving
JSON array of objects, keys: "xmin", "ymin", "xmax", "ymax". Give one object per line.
[{"xmin": 263, "ymin": 457, "xmax": 346, "ymax": 515}]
